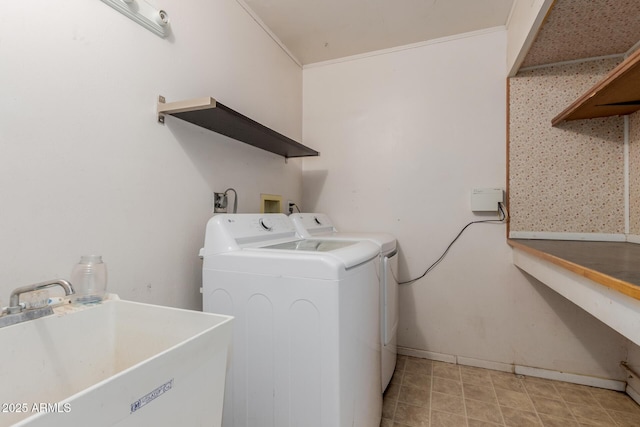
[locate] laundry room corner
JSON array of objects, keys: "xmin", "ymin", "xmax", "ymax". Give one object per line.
[{"xmin": 301, "ymin": 28, "xmax": 628, "ymax": 380}]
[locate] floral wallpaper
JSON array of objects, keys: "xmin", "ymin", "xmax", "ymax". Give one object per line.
[
  {"xmin": 509, "ymin": 58, "xmax": 625, "ymax": 234},
  {"xmin": 521, "ymin": 0, "xmax": 640, "ymax": 68}
]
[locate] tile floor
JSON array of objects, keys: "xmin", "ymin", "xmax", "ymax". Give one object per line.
[{"xmin": 381, "ymin": 355, "xmax": 640, "ymax": 427}]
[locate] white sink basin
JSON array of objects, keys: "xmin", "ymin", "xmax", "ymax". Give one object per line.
[{"xmin": 0, "ymin": 298, "xmax": 232, "ymax": 427}]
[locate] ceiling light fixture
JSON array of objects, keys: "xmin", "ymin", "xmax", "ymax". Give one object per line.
[{"xmin": 100, "ymin": 0, "xmax": 170, "ymax": 38}]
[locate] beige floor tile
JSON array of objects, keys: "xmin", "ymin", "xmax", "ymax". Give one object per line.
[
  {"xmin": 538, "ymin": 413, "xmax": 579, "ymax": 427},
  {"xmin": 430, "ymin": 410, "xmax": 467, "ymax": 427},
  {"xmin": 391, "ymin": 368, "xmax": 405, "ymax": 385},
  {"xmin": 489, "ymin": 370, "xmax": 516, "ymax": 379},
  {"xmin": 587, "ymin": 386, "xmax": 621, "ymax": 400},
  {"xmin": 523, "ymin": 379, "xmax": 561, "ymax": 399},
  {"xmin": 403, "ymin": 372, "xmax": 432, "ymax": 391},
  {"xmin": 396, "ymin": 355, "xmax": 408, "ymax": 371},
  {"xmin": 432, "ymin": 362, "xmax": 461, "ymax": 381},
  {"xmin": 385, "ymin": 382, "xmax": 401, "ymax": 400},
  {"xmin": 555, "ymin": 385, "xmax": 598, "ymax": 406},
  {"xmin": 405, "ymin": 357, "xmax": 433, "ymax": 376},
  {"xmin": 461, "ymin": 368, "xmax": 493, "ymax": 387},
  {"xmin": 398, "ymin": 385, "xmax": 431, "ymax": 408},
  {"xmin": 460, "ymin": 365, "xmax": 493, "ymax": 376},
  {"xmin": 465, "ymin": 398, "xmax": 503, "ymax": 424},
  {"xmin": 383, "ymin": 394, "xmax": 398, "ymax": 420},
  {"xmin": 491, "ymin": 373, "xmax": 525, "ymax": 393},
  {"xmin": 530, "ymin": 395, "xmax": 573, "ymax": 419},
  {"xmin": 553, "ymin": 381, "xmax": 588, "ymax": 390},
  {"xmin": 464, "ymin": 384, "xmax": 498, "ymax": 404},
  {"xmin": 597, "ymin": 393, "xmax": 640, "ymax": 413},
  {"xmin": 467, "ymin": 419, "xmax": 503, "ymax": 427},
  {"xmin": 566, "ymin": 402, "xmax": 616, "ymax": 426},
  {"xmin": 432, "ymin": 377, "xmax": 463, "ymax": 396},
  {"xmin": 382, "ymin": 358, "xmax": 640, "ymax": 427},
  {"xmin": 500, "ymin": 407, "xmax": 542, "ymax": 427},
  {"xmin": 431, "ymin": 391, "xmax": 465, "ymax": 416},
  {"xmin": 495, "ymin": 388, "xmax": 535, "ymax": 412},
  {"xmin": 380, "ymin": 418, "xmax": 394, "ymax": 427},
  {"xmin": 394, "ymin": 402, "xmax": 430, "ymax": 427},
  {"xmin": 576, "ymin": 422, "xmax": 611, "ymax": 427},
  {"xmin": 607, "ymin": 409, "xmax": 640, "ymax": 427}
]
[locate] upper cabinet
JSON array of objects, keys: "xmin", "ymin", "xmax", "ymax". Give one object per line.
[
  {"xmin": 157, "ymin": 96, "xmax": 319, "ymax": 159},
  {"xmin": 552, "ymin": 48, "xmax": 640, "ymax": 126}
]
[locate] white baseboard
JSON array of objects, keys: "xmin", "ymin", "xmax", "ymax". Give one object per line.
[
  {"xmin": 397, "ymin": 346, "xmax": 625, "ymax": 391},
  {"xmin": 627, "ymin": 385, "xmax": 640, "ymax": 406},
  {"xmin": 515, "ymin": 364, "xmax": 625, "ymax": 391},
  {"xmin": 397, "ymin": 346, "xmax": 455, "ymax": 363},
  {"xmin": 621, "ymin": 362, "xmax": 640, "ymax": 405},
  {"xmin": 627, "ymin": 234, "xmax": 640, "ymax": 244},
  {"xmin": 458, "ymin": 356, "xmax": 513, "ymax": 373}
]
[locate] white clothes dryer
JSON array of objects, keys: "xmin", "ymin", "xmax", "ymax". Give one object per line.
[
  {"xmin": 290, "ymin": 213, "xmax": 399, "ymax": 392},
  {"xmin": 200, "ymin": 214, "xmax": 382, "ymax": 427}
]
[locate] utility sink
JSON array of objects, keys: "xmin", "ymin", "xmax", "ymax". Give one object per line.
[{"xmin": 0, "ymin": 298, "xmax": 232, "ymax": 427}]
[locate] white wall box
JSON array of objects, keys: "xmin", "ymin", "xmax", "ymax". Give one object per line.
[{"xmin": 471, "ymin": 188, "xmax": 504, "ymax": 212}]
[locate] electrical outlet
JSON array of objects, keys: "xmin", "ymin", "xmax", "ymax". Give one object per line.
[{"xmin": 214, "ymin": 192, "xmax": 227, "ymax": 213}]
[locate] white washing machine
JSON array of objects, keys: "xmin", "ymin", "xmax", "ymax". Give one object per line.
[
  {"xmin": 200, "ymin": 213, "xmax": 382, "ymax": 427},
  {"xmin": 290, "ymin": 213, "xmax": 398, "ymax": 392}
]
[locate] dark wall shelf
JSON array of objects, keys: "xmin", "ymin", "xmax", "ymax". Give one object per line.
[
  {"xmin": 552, "ymin": 48, "xmax": 640, "ymax": 126},
  {"xmin": 157, "ymin": 96, "xmax": 319, "ymax": 158}
]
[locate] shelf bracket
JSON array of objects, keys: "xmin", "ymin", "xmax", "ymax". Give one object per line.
[
  {"xmin": 157, "ymin": 95, "xmax": 217, "ymax": 124},
  {"xmin": 157, "ymin": 95, "xmax": 166, "ymax": 124}
]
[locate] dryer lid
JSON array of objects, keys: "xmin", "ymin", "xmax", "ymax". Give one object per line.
[{"xmin": 289, "ymin": 213, "xmax": 396, "ymax": 253}]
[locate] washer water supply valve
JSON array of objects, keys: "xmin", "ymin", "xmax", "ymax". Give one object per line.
[
  {"xmin": 214, "ymin": 188, "xmax": 238, "ymax": 213},
  {"xmin": 214, "ymin": 192, "xmax": 227, "ymax": 213}
]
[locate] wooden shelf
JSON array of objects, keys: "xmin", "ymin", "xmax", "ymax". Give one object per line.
[
  {"xmin": 157, "ymin": 96, "xmax": 319, "ymax": 159},
  {"xmin": 508, "ymin": 238, "xmax": 640, "ymax": 300},
  {"xmin": 552, "ymin": 48, "xmax": 640, "ymax": 126},
  {"xmin": 508, "ymin": 238, "xmax": 640, "ymax": 346}
]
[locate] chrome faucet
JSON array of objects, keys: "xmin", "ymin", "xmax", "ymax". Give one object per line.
[{"xmin": 8, "ymin": 279, "xmax": 75, "ymax": 314}]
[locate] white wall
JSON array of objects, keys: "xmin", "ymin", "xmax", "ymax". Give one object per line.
[
  {"xmin": 302, "ymin": 29, "xmax": 628, "ymax": 380},
  {"xmin": 0, "ymin": 0, "xmax": 302, "ymax": 310}
]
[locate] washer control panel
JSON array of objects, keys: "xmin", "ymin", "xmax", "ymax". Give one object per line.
[
  {"xmin": 219, "ymin": 214, "xmax": 295, "ymax": 239},
  {"xmin": 258, "ymin": 218, "xmax": 273, "ymax": 231},
  {"xmin": 203, "ymin": 214, "xmax": 298, "ymax": 255}
]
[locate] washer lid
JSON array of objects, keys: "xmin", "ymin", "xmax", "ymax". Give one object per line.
[
  {"xmin": 248, "ymin": 238, "xmax": 379, "ymax": 270},
  {"xmin": 263, "ymin": 239, "xmax": 356, "ymax": 252},
  {"xmin": 319, "ymin": 232, "xmax": 397, "ymax": 254}
]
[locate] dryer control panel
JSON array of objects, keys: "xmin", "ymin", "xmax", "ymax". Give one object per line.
[{"xmin": 290, "ymin": 213, "xmax": 336, "ymax": 236}]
